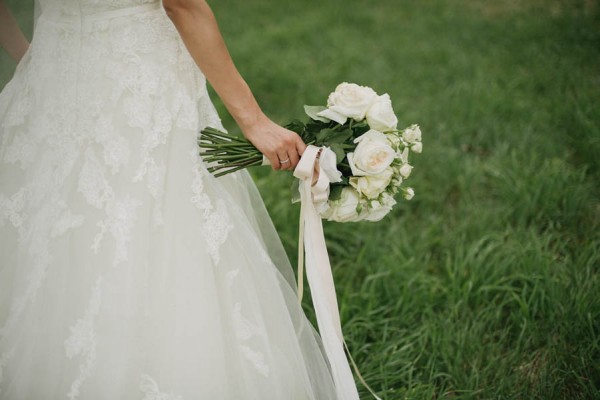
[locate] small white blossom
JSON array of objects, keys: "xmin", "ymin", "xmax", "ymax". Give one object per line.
[
  {"xmin": 399, "ymin": 163, "xmax": 413, "ymax": 178},
  {"xmin": 403, "ymin": 124, "xmax": 422, "ymax": 144},
  {"xmin": 411, "ymin": 141, "xmax": 423, "ymax": 154}
]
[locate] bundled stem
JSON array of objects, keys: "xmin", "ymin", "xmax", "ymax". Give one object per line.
[{"xmin": 198, "ymin": 127, "xmax": 263, "ymax": 177}]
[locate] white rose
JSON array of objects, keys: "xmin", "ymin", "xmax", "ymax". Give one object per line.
[
  {"xmin": 349, "ymin": 167, "xmax": 393, "ymax": 199},
  {"xmin": 347, "ymin": 130, "xmax": 395, "ymax": 176},
  {"xmin": 411, "ymin": 141, "xmax": 423, "ymax": 154},
  {"xmin": 366, "ymin": 94, "xmax": 398, "ymax": 132},
  {"xmin": 316, "ymin": 82, "xmax": 378, "ymax": 124},
  {"xmin": 402, "ymin": 124, "xmax": 422, "ymax": 143},
  {"xmin": 322, "ymin": 187, "xmax": 364, "ymax": 222},
  {"xmin": 399, "ymin": 163, "xmax": 413, "ymax": 178},
  {"xmin": 363, "ymin": 193, "xmax": 396, "ymax": 222},
  {"xmin": 403, "ymin": 187, "xmax": 415, "ymax": 200}
]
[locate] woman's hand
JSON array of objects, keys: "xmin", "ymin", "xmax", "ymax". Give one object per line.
[{"xmin": 241, "ymin": 114, "xmax": 306, "ymax": 171}]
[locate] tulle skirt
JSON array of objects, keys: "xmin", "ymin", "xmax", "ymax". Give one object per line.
[{"xmin": 0, "ymin": 3, "xmax": 338, "ymax": 399}]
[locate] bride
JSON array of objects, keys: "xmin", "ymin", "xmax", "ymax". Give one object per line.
[{"xmin": 0, "ymin": 0, "xmax": 361, "ymax": 399}]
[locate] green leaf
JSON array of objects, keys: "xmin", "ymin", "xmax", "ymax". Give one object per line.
[
  {"xmin": 326, "ymin": 128, "xmax": 353, "ymax": 144},
  {"xmin": 315, "ymin": 128, "xmax": 337, "ymax": 144},
  {"xmin": 352, "ymin": 121, "xmax": 370, "ymax": 137},
  {"xmin": 329, "ymin": 184, "xmax": 344, "ymax": 201},
  {"xmin": 304, "ymin": 105, "xmax": 330, "ymax": 123},
  {"xmin": 328, "ymin": 143, "xmax": 346, "ymax": 163},
  {"xmin": 285, "ymin": 119, "xmax": 306, "ymax": 135}
]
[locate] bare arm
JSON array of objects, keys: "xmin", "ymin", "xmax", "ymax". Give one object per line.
[
  {"xmin": 0, "ymin": 0, "xmax": 29, "ymax": 63},
  {"xmin": 163, "ymin": 0, "xmax": 305, "ymax": 171}
]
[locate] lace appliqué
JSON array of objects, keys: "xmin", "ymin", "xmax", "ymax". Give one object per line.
[
  {"xmin": 78, "ymin": 148, "xmax": 115, "ymax": 209},
  {"xmin": 51, "ymin": 209, "xmax": 85, "ymax": 238},
  {"xmin": 92, "ymin": 195, "xmax": 142, "ymax": 267},
  {"xmin": 0, "ymin": 188, "xmax": 26, "ymax": 231},
  {"xmin": 223, "ymin": 246, "xmax": 271, "ymax": 378},
  {"xmin": 189, "ymin": 150, "xmax": 234, "ymax": 265},
  {"xmin": 78, "ymin": 148, "xmax": 141, "ymax": 266},
  {"xmin": 139, "ymin": 374, "xmax": 184, "ymax": 400},
  {"xmin": 64, "ymin": 277, "xmax": 103, "ymax": 400},
  {"xmin": 233, "ymin": 302, "xmax": 270, "ymax": 378},
  {"xmin": 240, "ymin": 346, "xmax": 270, "ymax": 378},
  {"xmin": 0, "ymin": 347, "xmax": 16, "ymax": 394}
]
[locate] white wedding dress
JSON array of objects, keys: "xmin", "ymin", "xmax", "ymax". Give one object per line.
[{"xmin": 0, "ymin": 1, "xmax": 342, "ymax": 398}]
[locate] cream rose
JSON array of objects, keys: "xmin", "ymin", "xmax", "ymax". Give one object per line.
[
  {"xmin": 366, "ymin": 94, "xmax": 398, "ymax": 132},
  {"xmin": 322, "ymin": 187, "xmax": 364, "ymax": 222},
  {"xmin": 363, "ymin": 193, "xmax": 397, "ymax": 222},
  {"xmin": 347, "ymin": 130, "xmax": 395, "ymax": 176},
  {"xmin": 403, "ymin": 187, "xmax": 415, "ymax": 200},
  {"xmin": 349, "ymin": 167, "xmax": 393, "ymax": 199},
  {"xmin": 317, "ymin": 82, "xmax": 377, "ymax": 124}
]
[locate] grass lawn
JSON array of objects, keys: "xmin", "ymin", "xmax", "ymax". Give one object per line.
[{"xmin": 2, "ymin": 0, "xmax": 599, "ymax": 398}]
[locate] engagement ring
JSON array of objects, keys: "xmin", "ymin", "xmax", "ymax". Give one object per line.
[{"xmin": 279, "ymin": 158, "xmax": 290, "ymax": 164}]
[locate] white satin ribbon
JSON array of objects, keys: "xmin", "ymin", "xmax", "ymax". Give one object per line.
[{"xmin": 293, "ymin": 145, "xmax": 382, "ymax": 400}]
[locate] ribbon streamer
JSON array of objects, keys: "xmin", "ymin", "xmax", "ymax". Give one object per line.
[{"xmin": 293, "ymin": 145, "xmax": 382, "ymax": 400}]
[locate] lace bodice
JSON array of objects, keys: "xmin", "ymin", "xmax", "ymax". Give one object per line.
[{"xmin": 37, "ymin": 0, "xmax": 160, "ymax": 19}]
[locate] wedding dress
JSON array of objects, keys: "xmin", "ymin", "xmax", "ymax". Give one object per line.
[{"xmin": 0, "ymin": 1, "xmax": 342, "ymax": 398}]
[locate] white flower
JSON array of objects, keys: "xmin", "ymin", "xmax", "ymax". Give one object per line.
[
  {"xmin": 322, "ymin": 187, "xmax": 364, "ymax": 222},
  {"xmin": 403, "ymin": 187, "xmax": 415, "ymax": 200},
  {"xmin": 363, "ymin": 193, "xmax": 396, "ymax": 222},
  {"xmin": 381, "ymin": 191, "xmax": 397, "ymax": 207},
  {"xmin": 347, "ymin": 130, "xmax": 395, "ymax": 176},
  {"xmin": 402, "ymin": 124, "xmax": 422, "ymax": 144},
  {"xmin": 317, "ymin": 82, "xmax": 377, "ymax": 124},
  {"xmin": 386, "ymin": 132, "xmax": 402, "ymax": 148},
  {"xmin": 411, "ymin": 141, "xmax": 423, "ymax": 154},
  {"xmin": 349, "ymin": 167, "xmax": 393, "ymax": 199},
  {"xmin": 390, "ymin": 175, "xmax": 403, "ymax": 190},
  {"xmin": 366, "ymin": 94, "xmax": 398, "ymax": 132},
  {"xmin": 398, "ymin": 147, "xmax": 410, "ymax": 164},
  {"xmin": 399, "ymin": 163, "xmax": 413, "ymax": 178}
]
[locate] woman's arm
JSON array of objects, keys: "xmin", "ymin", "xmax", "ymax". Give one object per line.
[
  {"xmin": 163, "ymin": 0, "xmax": 305, "ymax": 171},
  {"xmin": 0, "ymin": 0, "xmax": 29, "ymax": 63}
]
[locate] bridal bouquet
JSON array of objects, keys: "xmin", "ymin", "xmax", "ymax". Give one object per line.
[
  {"xmin": 201, "ymin": 83, "xmax": 422, "ymax": 399},
  {"xmin": 199, "ymin": 82, "xmax": 423, "ymax": 222}
]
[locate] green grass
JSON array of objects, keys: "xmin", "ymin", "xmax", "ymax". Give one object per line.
[{"xmin": 2, "ymin": 0, "xmax": 599, "ymax": 398}]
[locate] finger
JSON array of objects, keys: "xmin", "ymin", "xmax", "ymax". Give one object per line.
[
  {"xmin": 277, "ymin": 153, "xmax": 291, "ymax": 170},
  {"xmin": 288, "ymin": 147, "xmax": 300, "ymax": 170},
  {"xmin": 268, "ymin": 152, "xmax": 281, "ymax": 170},
  {"xmin": 296, "ymin": 137, "xmax": 307, "ymax": 157}
]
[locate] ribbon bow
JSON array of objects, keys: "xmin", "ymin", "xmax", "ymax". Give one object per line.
[{"xmin": 293, "ymin": 145, "xmax": 382, "ymax": 400}]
